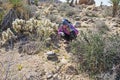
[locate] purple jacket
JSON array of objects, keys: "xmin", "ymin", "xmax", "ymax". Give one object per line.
[{"xmin": 58, "ymin": 24, "xmax": 78, "ymax": 35}]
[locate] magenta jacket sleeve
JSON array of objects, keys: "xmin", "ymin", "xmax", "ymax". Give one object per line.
[
  {"xmin": 58, "ymin": 26, "xmax": 63, "ymax": 35},
  {"xmin": 69, "ymin": 25, "xmax": 79, "ymax": 35}
]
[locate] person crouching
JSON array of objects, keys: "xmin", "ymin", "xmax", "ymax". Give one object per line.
[{"xmin": 58, "ymin": 19, "xmax": 78, "ymax": 43}]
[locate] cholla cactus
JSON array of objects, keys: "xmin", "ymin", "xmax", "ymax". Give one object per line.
[
  {"xmin": 1, "ymin": 18, "xmax": 58, "ymax": 45},
  {"xmin": 7, "ymin": 28, "xmax": 14, "ymax": 37},
  {"xmin": 11, "ymin": 18, "xmax": 58, "ymax": 41},
  {"xmin": 15, "ymin": 19, "xmax": 25, "ymax": 25},
  {"xmin": 12, "ymin": 19, "xmax": 25, "ymax": 32},
  {"xmin": 1, "ymin": 28, "xmax": 15, "ymax": 42},
  {"xmin": 43, "ymin": 5, "xmax": 54, "ymax": 16},
  {"xmin": 2, "ymin": 31, "xmax": 8, "ymax": 42},
  {"xmin": 86, "ymin": 4, "xmax": 95, "ymax": 11}
]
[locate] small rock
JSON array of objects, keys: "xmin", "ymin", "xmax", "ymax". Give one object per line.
[
  {"xmin": 53, "ymin": 73, "xmax": 58, "ymax": 78},
  {"xmin": 52, "ymin": 10, "xmax": 58, "ymax": 14},
  {"xmin": 53, "ymin": 77, "xmax": 60, "ymax": 80},
  {"xmin": 61, "ymin": 58, "xmax": 68, "ymax": 64},
  {"xmin": 75, "ymin": 16, "xmax": 81, "ymax": 21},
  {"xmin": 87, "ymin": 18, "xmax": 94, "ymax": 23},
  {"xmin": 74, "ymin": 22, "xmax": 81, "ymax": 28},
  {"xmin": 0, "ymin": 7, "xmax": 3, "ymax": 13},
  {"xmin": 38, "ymin": 6, "xmax": 43, "ymax": 9},
  {"xmin": 65, "ymin": 65, "xmax": 78, "ymax": 75},
  {"xmin": 86, "ymin": 5, "xmax": 95, "ymax": 10},
  {"xmin": 111, "ymin": 18, "xmax": 117, "ymax": 21},
  {"xmin": 110, "ymin": 23, "xmax": 118, "ymax": 28},
  {"xmin": 45, "ymin": 51, "xmax": 58, "ymax": 61},
  {"xmin": 55, "ymin": 66, "xmax": 62, "ymax": 72},
  {"xmin": 26, "ymin": 72, "xmax": 37, "ymax": 80},
  {"xmin": 81, "ymin": 16, "xmax": 89, "ymax": 21},
  {"xmin": 100, "ymin": 18, "xmax": 106, "ymax": 21},
  {"xmin": 46, "ymin": 51, "xmax": 55, "ymax": 56},
  {"xmin": 81, "ymin": 22, "xmax": 89, "ymax": 27},
  {"xmin": 106, "ymin": 17, "xmax": 112, "ymax": 20},
  {"xmin": 46, "ymin": 72, "xmax": 53, "ymax": 79}
]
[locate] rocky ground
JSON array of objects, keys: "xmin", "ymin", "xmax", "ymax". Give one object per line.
[{"xmin": 0, "ymin": 41, "xmax": 90, "ymax": 80}]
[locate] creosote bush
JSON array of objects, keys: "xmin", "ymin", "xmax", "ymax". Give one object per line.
[
  {"xmin": 70, "ymin": 30, "xmax": 120, "ymax": 76},
  {"xmin": 65, "ymin": 8, "xmax": 76, "ymax": 17},
  {"xmin": 47, "ymin": 14, "xmax": 58, "ymax": 23},
  {"xmin": 102, "ymin": 7, "xmax": 112, "ymax": 17},
  {"xmin": 0, "ymin": 10, "xmax": 4, "ymax": 24},
  {"xmin": 57, "ymin": 3, "xmax": 70, "ymax": 11},
  {"xmin": 9, "ymin": 0, "xmax": 22, "ymax": 8},
  {"xmin": 2, "ymin": 0, "xmax": 36, "ymax": 22},
  {"xmin": 57, "ymin": 3, "xmax": 77, "ymax": 17}
]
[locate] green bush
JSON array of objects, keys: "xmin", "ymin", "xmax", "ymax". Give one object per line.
[
  {"xmin": 65, "ymin": 8, "xmax": 76, "ymax": 17},
  {"xmin": 34, "ymin": 0, "xmax": 38, "ymax": 6},
  {"xmin": 95, "ymin": 20, "xmax": 109, "ymax": 34},
  {"xmin": 47, "ymin": 14, "xmax": 58, "ymax": 23},
  {"xmin": 102, "ymin": 7, "xmax": 112, "ymax": 17},
  {"xmin": 70, "ymin": 30, "xmax": 120, "ymax": 75},
  {"xmin": 57, "ymin": 3, "xmax": 70, "ymax": 12},
  {"xmin": 9, "ymin": 0, "xmax": 22, "ymax": 8},
  {"xmin": 23, "ymin": 4, "xmax": 37, "ymax": 19},
  {"xmin": 0, "ymin": 10, "xmax": 4, "ymax": 24},
  {"xmin": 57, "ymin": 3, "xmax": 77, "ymax": 17}
]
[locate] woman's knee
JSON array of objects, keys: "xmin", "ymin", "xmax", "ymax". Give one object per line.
[{"xmin": 70, "ymin": 31, "xmax": 77, "ymax": 39}]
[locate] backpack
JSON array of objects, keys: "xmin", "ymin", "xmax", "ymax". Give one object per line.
[{"xmin": 63, "ymin": 19, "xmax": 71, "ymax": 24}]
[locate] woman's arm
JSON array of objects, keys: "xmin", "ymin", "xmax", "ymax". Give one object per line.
[
  {"xmin": 69, "ymin": 24, "xmax": 79, "ymax": 35},
  {"xmin": 58, "ymin": 26, "xmax": 63, "ymax": 34}
]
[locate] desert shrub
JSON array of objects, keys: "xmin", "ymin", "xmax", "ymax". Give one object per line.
[
  {"xmin": 0, "ymin": 0, "xmax": 19, "ymax": 10},
  {"xmin": 34, "ymin": 0, "xmax": 39, "ymax": 6},
  {"xmin": 0, "ymin": 18, "xmax": 59, "ymax": 52},
  {"xmin": 65, "ymin": 8, "xmax": 76, "ymax": 17},
  {"xmin": 94, "ymin": 20, "xmax": 109, "ymax": 34},
  {"xmin": 105, "ymin": 34, "xmax": 120, "ymax": 65},
  {"xmin": 0, "ymin": 0, "xmax": 38, "ymax": 31},
  {"xmin": 4, "ymin": 0, "xmax": 35, "ymax": 19},
  {"xmin": 102, "ymin": 7, "xmax": 112, "ymax": 17},
  {"xmin": 86, "ymin": 11, "xmax": 98, "ymax": 17},
  {"xmin": 14, "ymin": 1, "xmax": 37, "ymax": 20},
  {"xmin": 23, "ymin": 4, "xmax": 37, "ymax": 19},
  {"xmin": 47, "ymin": 14, "xmax": 58, "ymax": 23},
  {"xmin": 118, "ymin": 5, "xmax": 120, "ymax": 15},
  {"xmin": 57, "ymin": 3, "xmax": 71, "ymax": 12},
  {"xmin": 18, "ymin": 41, "xmax": 45, "ymax": 55},
  {"xmin": 110, "ymin": 0, "xmax": 120, "ymax": 17},
  {"xmin": 69, "ymin": 30, "xmax": 120, "ymax": 76},
  {"xmin": 0, "ymin": 0, "xmax": 8, "ymax": 4},
  {"xmin": 12, "ymin": 18, "xmax": 57, "ymax": 37},
  {"xmin": 9, "ymin": 0, "xmax": 23, "ymax": 8},
  {"xmin": 57, "ymin": 3, "xmax": 76, "ymax": 17},
  {"xmin": 0, "ymin": 9, "xmax": 4, "ymax": 23}
]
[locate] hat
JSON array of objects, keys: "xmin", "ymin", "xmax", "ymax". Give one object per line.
[{"xmin": 62, "ymin": 19, "xmax": 68, "ymax": 25}]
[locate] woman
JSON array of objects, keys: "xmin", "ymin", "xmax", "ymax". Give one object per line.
[{"xmin": 58, "ymin": 19, "xmax": 78, "ymax": 42}]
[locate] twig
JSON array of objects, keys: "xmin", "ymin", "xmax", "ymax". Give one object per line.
[
  {"xmin": 4, "ymin": 38, "xmax": 15, "ymax": 80},
  {"xmin": 0, "ymin": 62, "xmax": 4, "ymax": 79}
]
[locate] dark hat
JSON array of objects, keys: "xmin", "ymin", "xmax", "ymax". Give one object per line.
[{"xmin": 62, "ymin": 19, "xmax": 68, "ymax": 25}]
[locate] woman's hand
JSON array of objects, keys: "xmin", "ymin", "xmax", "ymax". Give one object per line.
[{"xmin": 59, "ymin": 32, "xmax": 65, "ymax": 36}]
